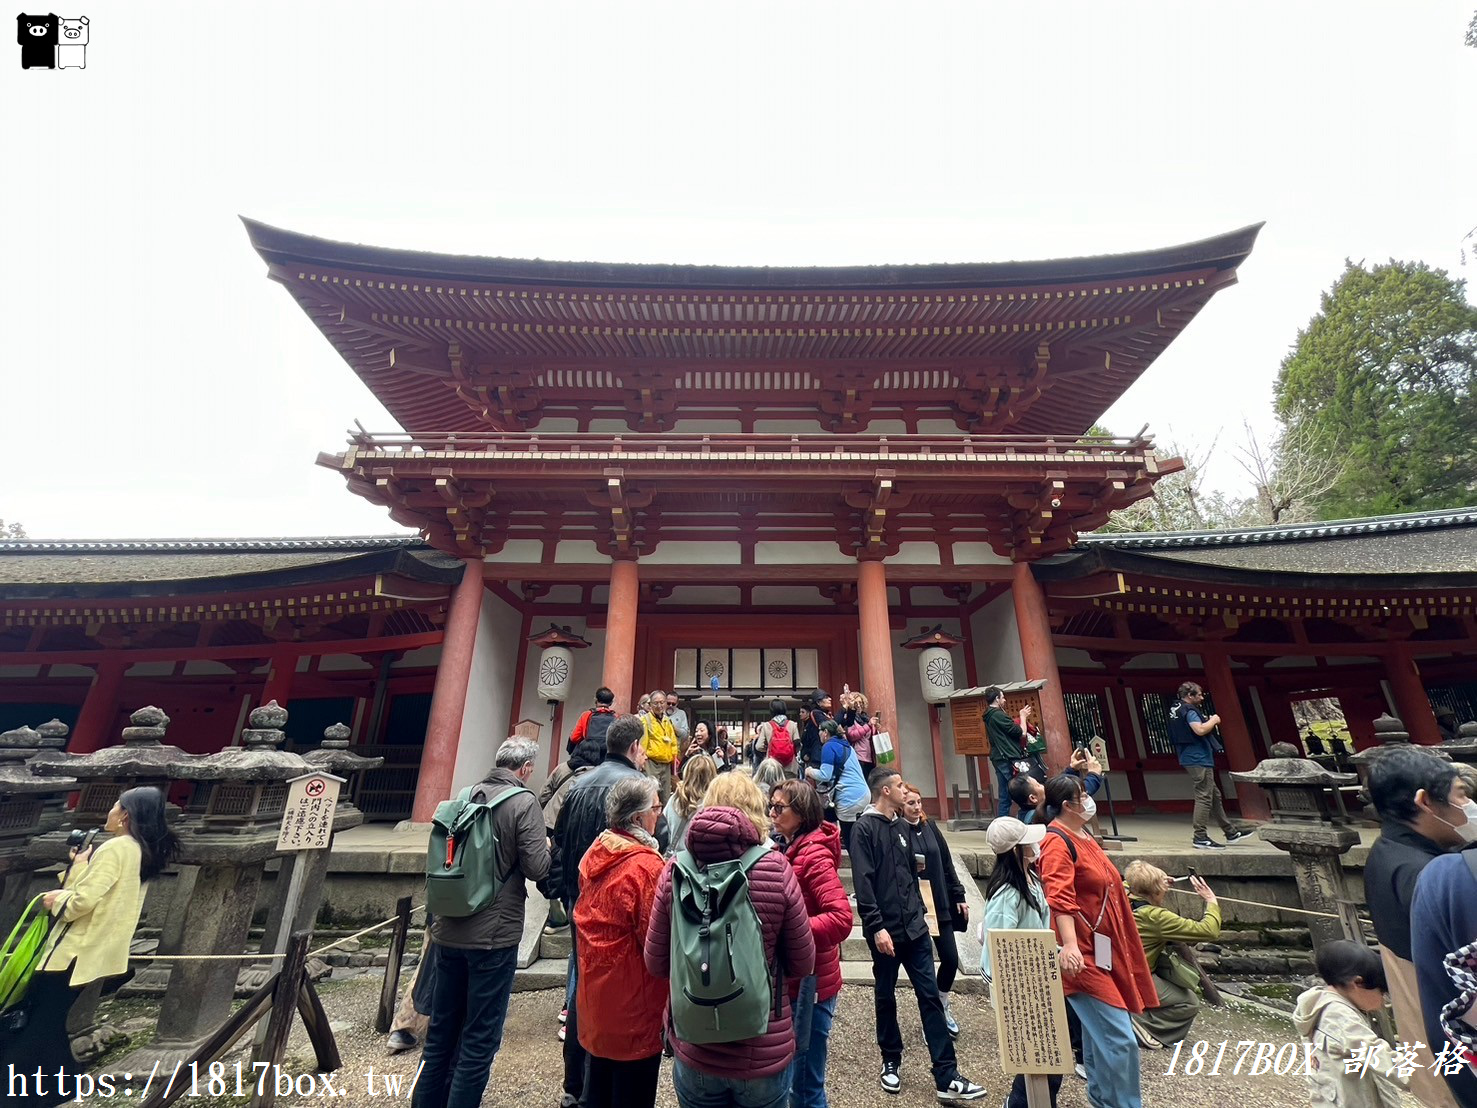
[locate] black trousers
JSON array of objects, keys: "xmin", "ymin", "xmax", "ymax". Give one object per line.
[
  {"xmin": 2, "ymin": 972, "xmax": 82, "ymax": 1108},
  {"xmin": 563, "ymin": 922, "xmax": 589, "ymax": 1100},
  {"xmin": 584, "ymin": 1053, "xmax": 661, "ymax": 1108},
  {"xmin": 1008, "ymin": 1073, "xmax": 1063, "ymax": 1108},
  {"xmin": 869, "ymin": 931, "xmax": 958, "ymax": 1088},
  {"xmin": 932, "ymin": 926, "xmax": 960, "ymax": 994},
  {"xmin": 1067, "ymin": 1000, "xmax": 1084, "ymax": 1062}
]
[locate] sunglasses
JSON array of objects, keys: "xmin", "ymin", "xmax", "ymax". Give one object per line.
[{"xmin": 768, "ymin": 803, "xmax": 790, "ymax": 813}]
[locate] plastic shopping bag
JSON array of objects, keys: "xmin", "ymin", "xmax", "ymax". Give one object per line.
[
  {"xmin": 0, "ymin": 895, "xmax": 54, "ymax": 1014},
  {"xmin": 873, "ymin": 731, "xmax": 896, "ymax": 765}
]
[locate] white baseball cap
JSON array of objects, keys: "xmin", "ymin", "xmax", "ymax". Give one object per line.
[{"xmin": 985, "ymin": 816, "xmax": 1047, "ymax": 855}]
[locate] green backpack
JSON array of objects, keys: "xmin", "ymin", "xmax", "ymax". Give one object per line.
[
  {"xmin": 669, "ymin": 844, "xmax": 778, "ymax": 1044},
  {"xmin": 426, "ymin": 785, "xmax": 530, "ymax": 919}
]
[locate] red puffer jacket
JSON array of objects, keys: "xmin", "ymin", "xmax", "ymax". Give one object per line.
[
  {"xmin": 643, "ymin": 806, "xmax": 816, "ymax": 1080},
  {"xmin": 573, "ymin": 830, "xmax": 667, "ymax": 1061},
  {"xmin": 785, "ymin": 821, "xmax": 852, "ymax": 1002}
]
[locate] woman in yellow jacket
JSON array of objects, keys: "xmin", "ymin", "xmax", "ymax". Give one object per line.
[
  {"xmin": 1123, "ymin": 860, "xmax": 1221, "ymax": 1049},
  {"xmin": 13, "ymin": 786, "xmax": 178, "ymax": 1107}
]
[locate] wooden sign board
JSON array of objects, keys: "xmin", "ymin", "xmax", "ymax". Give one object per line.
[
  {"xmin": 949, "ymin": 694, "xmax": 990, "ymax": 757},
  {"xmin": 986, "ymin": 928, "xmax": 1074, "ymax": 1075},
  {"xmin": 277, "ymin": 772, "xmax": 344, "ymax": 853},
  {"xmin": 513, "ymin": 719, "xmax": 543, "ymax": 741},
  {"xmin": 1088, "ymin": 735, "xmax": 1111, "ymax": 773}
]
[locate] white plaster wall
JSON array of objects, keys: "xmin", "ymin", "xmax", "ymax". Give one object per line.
[
  {"xmin": 952, "ymin": 543, "xmax": 1011, "ymax": 566},
  {"xmin": 969, "ymin": 591, "xmax": 1025, "ymax": 685},
  {"xmin": 1328, "ymin": 655, "xmax": 1379, "ymax": 666},
  {"xmin": 450, "ymin": 589, "xmax": 523, "ymax": 793},
  {"xmin": 555, "ymin": 541, "xmax": 613, "ymax": 564},
  {"xmin": 917, "ymin": 419, "xmax": 962, "ymax": 434},
  {"xmin": 125, "ymin": 662, "xmax": 175, "ymax": 678},
  {"xmin": 180, "ymin": 661, "xmax": 234, "ymax": 676},
  {"xmin": 529, "ymin": 418, "xmax": 579, "ymax": 431},
  {"xmin": 755, "ymin": 541, "xmax": 853, "ymax": 565},
  {"xmin": 0, "ymin": 664, "xmax": 42, "ymax": 678},
  {"xmin": 1265, "ymin": 655, "xmax": 1319, "ymax": 669},
  {"xmin": 907, "ymin": 586, "xmax": 954, "ymax": 607},
  {"xmin": 753, "ymin": 420, "xmax": 825, "ymax": 433},
  {"xmin": 642, "ymin": 541, "xmax": 741, "ymax": 565},
  {"xmin": 891, "ymin": 633, "xmax": 943, "ymax": 800},
  {"xmin": 669, "ymin": 419, "xmax": 742, "ymax": 433},
  {"xmin": 484, "ymin": 540, "xmax": 545, "ymax": 563},
  {"xmin": 868, "ymin": 420, "xmax": 908, "ymax": 433},
  {"xmin": 394, "ymin": 645, "xmax": 442, "ymax": 669},
  {"xmin": 1122, "ymin": 653, "xmax": 1179, "ymax": 671},
  {"xmin": 1056, "ymin": 647, "xmax": 1105, "ymax": 670},
  {"xmin": 886, "ymin": 543, "xmax": 941, "ymax": 565},
  {"xmin": 663, "ymin": 586, "xmax": 743, "ymax": 605},
  {"xmin": 49, "ymin": 665, "xmax": 98, "ymax": 678},
  {"xmin": 317, "ymin": 654, "xmax": 373, "ymax": 672},
  {"xmin": 750, "ymin": 586, "xmax": 828, "ymax": 606}
]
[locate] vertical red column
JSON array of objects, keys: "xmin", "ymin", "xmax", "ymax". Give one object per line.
[
  {"xmin": 1386, "ymin": 645, "xmax": 1442, "ymax": 745},
  {"xmin": 411, "ymin": 560, "xmax": 486, "ymax": 823},
  {"xmin": 1201, "ymin": 649, "xmax": 1271, "ymax": 820},
  {"xmin": 68, "ymin": 659, "xmax": 126, "ymax": 754},
  {"xmin": 856, "ymin": 559, "xmax": 898, "ymax": 758},
  {"xmin": 259, "ymin": 646, "xmax": 300, "ymax": 711},
  {"xmin": 601, "ymin": 557, "xmax": 640, "ymax": 713},
  {"xmin": 1010, "ymin": 561, "xmax": 1071, "ymax": 773}
]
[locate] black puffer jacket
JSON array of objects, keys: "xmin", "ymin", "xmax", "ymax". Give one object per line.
[{"xmin": 545, "ymin": 754, "xmax": 668, "ymax": 908}]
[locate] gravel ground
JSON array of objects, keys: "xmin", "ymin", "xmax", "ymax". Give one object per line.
[{"xmin": 87, "ymin": 974, "xmax": 1422, "ymax": 1108}]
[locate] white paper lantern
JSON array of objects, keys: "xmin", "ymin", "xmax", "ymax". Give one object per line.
[
  {"xmin": 538, "ymin": 646, "xmax": 574, "ymax": 702},
  {"xmin": 918, "ymin": 645, "xmax": 956, "ymax": 704}
]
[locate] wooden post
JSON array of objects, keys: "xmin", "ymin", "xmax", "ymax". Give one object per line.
[
  {"xmin": 856, "ymin": 558, "xmax": 899, "ymax": 751},
  {"xmin": 1024, "ymin": 1074, "xmax": 1053, "ymax": 1108},
  {"xmin": 413, "ymin": 559, "xmax": 486, "ymax": 821},
  {"xmin": 601, "ymin": 557, "xmax": 640, "ymax": 712},
  {"xmin": 376, "ymin": 896, "xmax": 414, "ymax": 1034},
  {"xmin": 1011, "ymin": 562, "xmax": 1071, "ymax": 773},
  {"xmin": 249, "ymin": 931, "xmax": 312, "ymax": 1108}
]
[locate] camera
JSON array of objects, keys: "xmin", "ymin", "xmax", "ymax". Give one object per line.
[{"xmin": 66, "ymin": 827, "xmax": 102, "ymax": 852}]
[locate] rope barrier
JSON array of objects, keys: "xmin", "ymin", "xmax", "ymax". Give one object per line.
[
  {"xmin": 1162, "ymin": 885, "xmax": 1343, "ymax": 920},
  {"xmin": 120, "ymin": 904, "xmax": 425, "ymax": 963}
]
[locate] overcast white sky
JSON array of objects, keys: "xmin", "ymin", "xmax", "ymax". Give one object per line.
[{"xmin": 4, "ymin": 1, "xmax": 1473, "ymax": 540}]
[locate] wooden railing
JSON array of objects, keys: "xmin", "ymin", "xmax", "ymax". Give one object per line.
[{"xmin": 344, "ymin": 429, "xmax": 1157, "ymax": 460}]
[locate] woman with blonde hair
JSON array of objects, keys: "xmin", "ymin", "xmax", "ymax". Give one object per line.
[
  {"xmin": 700, "ymin": 770, "xmax": 772, "ymax": 839},
  {"xmin": 1123, "ymin": 860, "xmax": 1220, "ymax": 1049},
  {"xmin": 662, "ymin": 753, "xmax": 717, "ymax": 855}
]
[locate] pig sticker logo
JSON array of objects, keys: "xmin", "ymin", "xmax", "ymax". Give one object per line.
[{"xmin": 16, "ymin": 13, "xmax": 87, "ymax": 69}]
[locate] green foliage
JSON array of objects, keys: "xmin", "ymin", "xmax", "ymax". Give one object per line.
[
  {"xmin": 1274, "ymin": 260, "xmax": 1477, "ymax": 518},
  {"xmin": 0, "ymin": 520, "xmax": 24, "ymax": 540}
]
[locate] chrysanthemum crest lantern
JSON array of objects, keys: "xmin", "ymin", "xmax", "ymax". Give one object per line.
[
  {"xmin": 530, "ymin": 624, "xmax": 592, "ymax": 702},
  {"xmin": 901, "ymin": 625, "xmax": 965, "ymax": 705}
]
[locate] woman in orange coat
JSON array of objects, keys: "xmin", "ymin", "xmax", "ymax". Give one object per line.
[
  {"xmin": 1038, "ymin": 774, "xmax": 1158, "ymax": 1108},
  {"xmin": 573, "ymin": 775, "xmax": 668, "ymax": 1108}
]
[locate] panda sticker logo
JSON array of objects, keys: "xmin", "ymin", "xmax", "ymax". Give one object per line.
[{"xmin": 16, "ymin": 13, "xmax": 88, "ymax": 70}]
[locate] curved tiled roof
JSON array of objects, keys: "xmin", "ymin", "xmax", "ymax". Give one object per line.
[
  {"xmin": 244, "ymin": 218, "xmax": 1263, "ymax": 291},
  {"xmin": 1080, "ymin": 506, "xmax": 1477, "ymax": 550},
  {"xmin": 0, "ymin": 535, "xmax": 422, "ymax": 555}
]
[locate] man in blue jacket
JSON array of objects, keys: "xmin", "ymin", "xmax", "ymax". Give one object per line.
[
  {"xmin": 1167, "ymin": 681, "xmax": 1253, "ymax": 849},
  {"xmin": 1411, "ymin": 846, "xmax": 1477, "ymax": 1108}
]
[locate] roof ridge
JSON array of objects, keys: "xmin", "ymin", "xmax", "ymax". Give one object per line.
[
  {"xmin": 1081, "ymin": 506, "xmax": 1477, "ymax": 550},
  {"xmin": 0, "ymin": 536, "xmax": 424, "ymax": 554}
]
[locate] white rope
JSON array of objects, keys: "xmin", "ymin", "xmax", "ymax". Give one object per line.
[
  {"xmin": 119, "ymin": 903, "xmax": 425, "ymax": 962},
  {"xmin": 1162, "ymin": 885, "xmax": 1342, "ymax": 921}
]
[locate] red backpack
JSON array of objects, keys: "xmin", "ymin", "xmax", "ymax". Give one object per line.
[{"xmin": 768, "ymin": 720, "xmax": 796, "ymax": 766}]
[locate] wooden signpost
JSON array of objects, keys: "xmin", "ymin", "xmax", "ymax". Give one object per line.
[{"xmin": 986, "ymin": 928, "xmax": 1073, "ymax": 1108}]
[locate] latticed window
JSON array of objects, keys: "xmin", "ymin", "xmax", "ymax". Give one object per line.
[
  {"xmin": 1430, "ymin": 682, "xmax": 1477, "ymax": 725},
  {"xmin": 1063, "ymin": 692, "xmax": 1106, "ymax": 748},
  {"xmin": 1138, "ymin": 690, "xmax": 1216, "ymax": 757}
]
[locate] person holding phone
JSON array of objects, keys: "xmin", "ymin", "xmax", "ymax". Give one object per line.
[{"xmin": 1123, "ymin": 861, "xmax": 1222, "ymax": 1048}]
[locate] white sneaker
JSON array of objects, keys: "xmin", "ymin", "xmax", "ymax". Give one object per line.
[
  {"xmin": 937, "ymin": 1076, "xmax": 986, "ymax": 1101},
  {"xmin": 942, "ymin": 994, "xmax": 960, "ymax": 1038},
  {"xmin": 1074, "ymin": 1062, "xmax": 1087, "ymax": 1081},
  {"xmin": 880, "ymin": 1061, "xmax": 901, "ymax": 1095}
]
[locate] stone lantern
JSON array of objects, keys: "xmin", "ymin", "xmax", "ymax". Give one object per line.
[
  {"xmin": 0, "ymin": 754, "xmax": 76, "ymax": 932},
  {"xmin": 1348, "ymin": 712, "xmax": 1451, "ymax": 818},
  {"xmin": 900, "ymin": 625, "xmax": 963, "ymax": 705},
  {"xmin": 1231, "ymin": 755, "xmax": 1361, "ymax": 948},
  {"xmin": 33, "ymin": 705, "xmax": 191, "ymax": 830},
  {"xmin": 1439, "ymin": 720, "xmax": 1477, "ymax": 763},
  {"xmin": 120, "ymin": 701, "xmax": 313, "ymax": 1071},
  {"xmin": 530, "ymin": 624, "xmax": 592, "ymax": 702}
]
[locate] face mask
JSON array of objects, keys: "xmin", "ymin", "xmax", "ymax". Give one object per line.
[
  {"xmin": 1023, "ymin": 843, "xmax": 1041, "ymax": 863},
  {"xmin": 1453, "ymin": 801, "xmax": 1477, "ymax": 844},
  {"xmin": 1077, "ymin": 795, "xmax": 1098, "ymax": 821}
]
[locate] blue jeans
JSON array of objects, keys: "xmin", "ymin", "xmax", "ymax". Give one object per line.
[
  {"xmin": 789, "ymin": 977, "xmax": 837, "ymax": 1108},
  {"xmin": 1067, "ymin": 993, "xmax": 1141, "ymax": 1108},
  {"xmin": 675, "ymin": 1058, "xmax": 790, "ymax": 1108},
  {"xmin": 993, "ymin": 760, "xmax": 1014, "ymax": 817},
  {"xmin": 410, "ymin": 943, "xmax": 519, "ymax": 1108}
]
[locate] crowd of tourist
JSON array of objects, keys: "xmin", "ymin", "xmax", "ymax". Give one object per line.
[{"xmin": 377, "ymin": 680, "xmax": 1477, "ymax": 1108}]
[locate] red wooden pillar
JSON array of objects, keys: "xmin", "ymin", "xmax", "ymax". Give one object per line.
[
  {"xmin": 1200, "ymin": 649, "xmax": 1271, "ymax": 820},
  {"xmin": 1386, "ymin": 645, "xmax": 1442, "ymax": 745},
  {"xmin": 69, "ymin": 659, "xmax": 126, "ymax": 754},
  {"xmin": 601, "ymin": 556, "xmax": 640, "ymax": 713},
  {"xmin": 1010, "ymin": 561, "xmax": 1070, "ymax": 773},
  {"xmin": 411, "ymin": 560, "xmax": 486, "ymax": 822},
  {"xmin": 259, "ymin": 646, "xmax": 300, "ymax": 710},
  {"xmin": 856, "ymin": 558, "xmax": 898, "ymax": 757},
  {"xmin": 927, "ymin": 704, "xmax": 951, "ymax": 819}
]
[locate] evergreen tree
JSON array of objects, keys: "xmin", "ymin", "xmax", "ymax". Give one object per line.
[{"xmin": 1274, "ymin": 260, "xmax": 1477, "ymax": 517}]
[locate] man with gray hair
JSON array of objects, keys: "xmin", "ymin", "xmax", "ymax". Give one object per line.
[{"xmin": 412, "ymin": 737, "xmax": 549, "ymax": 1108}]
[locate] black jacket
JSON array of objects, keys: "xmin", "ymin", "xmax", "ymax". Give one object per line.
[
  {"xmin": 545, "ymin": 754, "xmax": 667, "ymax": 908},
  {"xmin": 907, "ymin": 818, "xmax": 967, "ymax": 930},
  {"xmin": 1364, "ymin": 818, "xmax": 1451, "ymax": 961},
  {"xmin": 851, "ymin": 806, "xmax": 929, "ymax": 943}
]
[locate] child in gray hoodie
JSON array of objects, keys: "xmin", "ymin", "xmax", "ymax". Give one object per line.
[{"xmin": 1293, "ymin": 940, "xmax": 1410, "ymax": 1108}]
